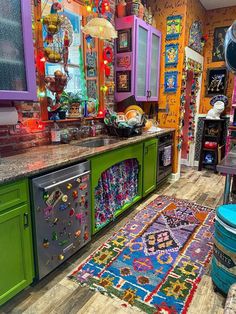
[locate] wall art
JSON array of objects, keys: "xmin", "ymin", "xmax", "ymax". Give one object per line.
[
  {"xmin": 212, "ymin": 26, "xmax": 229, "ymax": 62},
  {"xmin": 117, "ymin": 29, "xmax": 132, "ymax": 53},
  {"xmin": 86, "ymin": 52, "xmax": 97, "ymax": 77},
  {"xmin": 206, "ymin": 68, "xmax": 228, "ymax": 97},
  {"xmin": 165, "ymin": 44, "xmax": 179, "ymax": 67},
  {"xmin": 189, "ymin": 21, "xmax": 203, "ymax": 54},
  {"xmin": 87, "ymin": 79, "xmax": 98, "ymax": 99},
  {"xmin": 116, "ymin": 71, "xmax": 131, "ymax": 92},
  {"xmin": 166, "ymin": 15, "xmax": 182, "ymax": 40},
  {"xmin": 164, "ymin": 71, "xmax": 178, "ymax": 93},
  {"xmin": 117, "ymin": 55, "xmax": 131, "ymax": 68}
]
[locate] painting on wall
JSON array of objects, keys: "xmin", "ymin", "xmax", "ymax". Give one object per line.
[
  {"xmin": 212, "ymin": 26, "xmax": 229, "ymax": 62},
  {"xmin": 87, "ymin": 80, "xmax": 98, "ymax": 99},
  {"xmin": 206, "ymin": 68, "xmax": 228, "ymax": 97},
  {"xmin": 86, "ymin": 52, "xmax": 97, "ymax": 77},
  {"xmin": 166, "ymin": 15, "xmax": 182, "ymax": 40},
  {"xmin": 165, "ymin": 44, "xmax": 179, "ymax": 67},
  {"xmin": 116, "ymin": 71, "xmax": 131, "ymax": 92},
  {"xmin": 164, "ymin": 71, "xmax": 178, "ymax": 93},
  {"xmin": 117, "ymin": 29, "xmax": 132, "ymax": 53},
  {"xmin": 189, "ymin": 21, "xmax": 203, "ymax": 54}
]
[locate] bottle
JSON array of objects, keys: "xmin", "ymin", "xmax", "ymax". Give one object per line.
[
  {"xmin": 51, "ymin": 122, "xmax": 61, "ymax": 144},
  {"xmin": 91, "ymin": 121, "xmax": 96, "ymax": 137}
]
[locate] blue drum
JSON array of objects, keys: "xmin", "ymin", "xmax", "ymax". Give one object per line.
[{"xmin": 212, "ymin": 204, "xmax": 236, "ymax": 294}]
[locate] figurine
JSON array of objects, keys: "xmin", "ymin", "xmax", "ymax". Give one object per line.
[
  {"xmin": 45, "ymin": 70, "xmax": 68, "ymax": 111},
  {"xmin": 206, "ymin": 95, "xmax": 228, "ymax": 120}
]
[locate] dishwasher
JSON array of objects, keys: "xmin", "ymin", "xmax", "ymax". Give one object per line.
[{"xmin": 31, "ymin": 161, "xmax": 91, "ymax": 280}]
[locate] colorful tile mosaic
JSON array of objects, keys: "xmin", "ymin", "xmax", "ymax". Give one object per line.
[{"xmin": 69, "ymin": 195, "xmax": 215, "ymax": 314}]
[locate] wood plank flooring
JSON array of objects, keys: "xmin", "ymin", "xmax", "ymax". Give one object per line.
[{"xmin": 1, "ymin": 167, "xmax": 226, "ymax": 314}]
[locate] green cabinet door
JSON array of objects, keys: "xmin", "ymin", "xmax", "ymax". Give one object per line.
[
  {"xmin": 143, "ymin": 138, "xmax": 158, "ymax": 197},
  {"xmin": 0, "ymin": 192, "xmax": 34, "ymax": 305}
]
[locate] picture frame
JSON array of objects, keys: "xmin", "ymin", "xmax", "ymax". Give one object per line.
[
  {"xmin": 164, "ymin": 71, "xmax": 178, "ymax": 93},
  {"xmin": 116, "ymin": 71, "xmax": 131, "ymax": 92},
  {"xmin": 205, "ymin": 67, "xmax": 228, "ymax": 97},
  {"xmin": 117, "ymin": 29, "xmax": 132, "ymax": 53},
  {"xmin": 165, "ymin": 44, "xmax": 179, "ymax": 68},
  {"xmin": 166, "ymin": 15, "xmax": 182, "ymax": 40},
  {"xmin": 212, "ymin": 26, "xmax": 229, "ymax": 62}
]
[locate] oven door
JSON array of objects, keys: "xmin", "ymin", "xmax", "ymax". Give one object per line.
[{"xmin": 157, "ymin": 142, "xmax": 173, "ymax": 184}]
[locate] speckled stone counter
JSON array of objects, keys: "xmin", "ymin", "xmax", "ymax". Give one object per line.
[{"xmin": 0, "ymin": 128, "xmax": 174, "ymax": 185}]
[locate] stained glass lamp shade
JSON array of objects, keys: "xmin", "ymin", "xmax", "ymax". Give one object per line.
[{"xmin": 82, "ymin": 18, "xmax": 117, "ymax": 40}]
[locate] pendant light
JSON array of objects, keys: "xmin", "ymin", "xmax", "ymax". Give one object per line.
[{"xmin": 82, "ymin": 17, "xmax": 117, "ymax": 40}]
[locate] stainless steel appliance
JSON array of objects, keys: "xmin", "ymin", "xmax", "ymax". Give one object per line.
[
  {"xmin": 157, "ymin": 132, "xmax": 173, "ymax": 184},
  {"xmin": 31, "ymin": 161, "xmax": 91, "ymax": 280}
]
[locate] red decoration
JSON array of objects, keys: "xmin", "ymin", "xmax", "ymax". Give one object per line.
[{"xmin": 102, "ymin": 46, "xmax": 113, "ymax": 77}]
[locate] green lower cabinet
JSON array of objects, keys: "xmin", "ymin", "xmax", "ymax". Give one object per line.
[
  {"xmin": 143, "ymin": 138, "xmax": 158, "ymax": 197},
  {"xmin": 90, "ymin": 143, "xmax": 143, "ymax": 234},
  {"xmin": 0, "ymin": 180, "xmax": 34, "ymax": 306}
]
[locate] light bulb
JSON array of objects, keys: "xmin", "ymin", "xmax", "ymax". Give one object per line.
[{"xmin": 86, "ymin": 5, "xmax": 92, "ymax": 12}]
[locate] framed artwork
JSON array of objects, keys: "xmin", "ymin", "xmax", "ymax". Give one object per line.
[
  {"xmin": 166, "ymin": 15, "xmax": 182, "ymax": 40},
  {"xmin": 206, "ymin": 68, "xmax": 228, "ymax": 97},
  {"xmin": 164, "ymin": 71, "xmax": 178, "ymax": 93},
  {"xmin": 117, "ymin": 55, "xmax": 131, "ymax": 68},
  {"xmin": 165, "ymin": 44, "xmax": 179, "ymax": 67},
  {"xmin": 189, "ymin": 21, "xmax": 203, "ymax": 54},
  {"xmin": 87, "ymin": 80, "xmax": 98, "ymax": 99},
  {"xmin": 86, "ymin": 52, "xmax": 97, "ymax": 77},
  {"xmin": 116, "ymin": 71, "xmax": 131, "ymax": 92},
  {"xmin": 117, "ymin": 29, "xmax": 132, "ymax": 53},
  {"xmin": 212, "ymin": 26, "xmax": 229, "ymax": 62}
]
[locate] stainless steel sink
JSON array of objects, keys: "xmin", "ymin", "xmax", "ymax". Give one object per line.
[{"xmin": 75, "ymin": 138, "xmax": 118, "ymax": 148}]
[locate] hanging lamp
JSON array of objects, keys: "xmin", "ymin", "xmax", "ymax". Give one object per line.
[{"xmin": 82, "ymin": 17, "xmax": 117, "ymax": 40}]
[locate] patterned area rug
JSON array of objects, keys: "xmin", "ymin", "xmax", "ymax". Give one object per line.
[{"xmin": 69, "ymin": 195, "xmax": 215, "ymax": 314}]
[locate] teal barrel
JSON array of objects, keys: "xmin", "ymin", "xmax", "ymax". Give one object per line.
[{"xmin": 212, "ymin": 204, "xmax": 236, "ymax": 294}]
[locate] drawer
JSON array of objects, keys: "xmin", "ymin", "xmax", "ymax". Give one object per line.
[{"xmin": 0, "ymin": 180, "xmax": 28, "ymax": 213}]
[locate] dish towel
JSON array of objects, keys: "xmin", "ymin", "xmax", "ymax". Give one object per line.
[{"xmin": 163, "ymin": 145, "xmax": 172, "ymax": 166}]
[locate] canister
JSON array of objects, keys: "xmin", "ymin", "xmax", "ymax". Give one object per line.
[{"xmin": 212, "ymin": 204, "xmax": 236, "ymax": 294}]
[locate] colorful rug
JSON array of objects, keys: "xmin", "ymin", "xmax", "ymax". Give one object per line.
[{"xmin": 69, "ymin": 195, "xmax": 215, "ymax": 314}]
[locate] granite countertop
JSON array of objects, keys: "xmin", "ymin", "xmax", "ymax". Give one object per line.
[
  {"xmin": 0, "ymin": 128, "xmax": 174, "ymax": 184},
  {"xmin": 217, "ymin": 146, "xmax": 236, "ymax": 175}
]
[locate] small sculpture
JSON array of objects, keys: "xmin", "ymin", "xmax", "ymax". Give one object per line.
[
  {"xmin": 206, "ymin": 95, "xmax": 228, "ymax": 120},
  {"xmin": 45, "ymin": 70, "xmax": 68, "ymax": 111}
]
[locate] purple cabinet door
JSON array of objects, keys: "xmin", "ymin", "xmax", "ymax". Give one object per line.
[
  {"xmin": 0, "ymin": 0, "xmax": 37, "ymax": 101},
  {"xmin": 134, "ymin": 18, "xmax": 150, "ymax": 102},
  {"xmin": 148, "ymin": 28, "xmax": 161, "ymax": 102}
]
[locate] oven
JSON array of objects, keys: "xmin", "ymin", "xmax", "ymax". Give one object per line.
[{"xmin": 157, "ymin": 132, "xmax": 173, "ymax": 184}]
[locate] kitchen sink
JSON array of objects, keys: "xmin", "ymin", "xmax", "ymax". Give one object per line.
[{"xmin": 75, "ymin": 137, "xmax": 118, "ymax": 148}]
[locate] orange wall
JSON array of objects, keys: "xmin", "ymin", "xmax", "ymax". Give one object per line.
[
  {"xmin": 200, "ymin": 6, "xmax": 236, "ymax": 114},
  {"xmin": 149, "ymin": 0, "xmax": 188, "ymax": 173}
]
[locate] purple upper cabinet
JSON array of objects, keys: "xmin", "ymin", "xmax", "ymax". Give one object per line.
[
  {"xmin": 0, "ymin": 0, "xmax": 37, "ymax": 101},
  {"xmin": 115, "ymin": 16, "xmax": 161, "ymax": 103}
]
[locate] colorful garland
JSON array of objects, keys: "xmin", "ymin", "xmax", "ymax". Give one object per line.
[{"xmin": 178, "ymin": 57, "xmax": 202, "ymax": 151}]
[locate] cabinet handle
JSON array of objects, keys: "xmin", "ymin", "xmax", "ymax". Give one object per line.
[
  {"xmin": 145, "ymin": 147, "xmax": 149, "ymax": 154},
  {"xmin": 24, "ymin": 213, "xmax": 29, "ymax": 228},
  {"xmin": 149, "ymin": 90, "xmax": 152, "ymax": 98},
  {"xmin": 147, "ymin": 90, "xmax": 150, "ymax": 98}
]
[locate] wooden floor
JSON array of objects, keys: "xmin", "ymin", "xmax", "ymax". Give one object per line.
[{"xmin": 1, "ymin": 167, "xmax": 227, "ymax": 314}]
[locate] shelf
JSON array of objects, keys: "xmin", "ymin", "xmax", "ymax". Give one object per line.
[
  {"xmin": 43, "ymin": 117, "xmax": 104, "ymax": 123},
  {"xmin": 204, "ymin": 135, "xmax": 219, "ymax": 139},
  {"xmin": 0, "ymin": 58, "xmax": 23, "ymax": 65},
  {"xmin": 203, "ymin": 147, "xmax": 218, "ymax": 151},
  {"xmin": 0, "ymin": 16, "xmax": 20, "ymax": 27}
]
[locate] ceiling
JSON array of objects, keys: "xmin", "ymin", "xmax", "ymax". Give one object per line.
[{"xmin": 200, "ymin": 0, "xmax": 236, "ymax": 10}]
